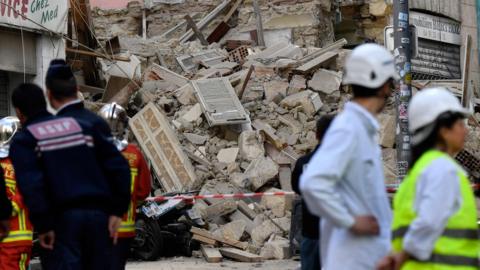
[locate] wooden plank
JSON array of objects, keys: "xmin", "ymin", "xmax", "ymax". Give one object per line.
[
  {"xmin": 207, "ymin": 0, "xmax": 243, "ymax": 43},
  {"xmin": 180, "ymin": 0, "xmax": 231, "ymax": 43},
  {"xmin": 252, "ymin": 0, "xmax": 265, "ymax": 47},
  {"xmin": 193, "ymin": 234, "xmax": 218, "ymax": 246},
  {"xmin": 185, "ymin": 15, "xmax": 209, "ymax": 46},
  {"xmin": 143, "ymin": 64, "xmax": 190, "ymax": 87},
  {"xmin": 103, "ymin": 76, "xmax": 131, "ymax": 103},
  {"xmin": 109, "ymin": 80, "xmax": 141, "ymax": 108},
  {"xmin": 201, "ymin": 245, "xmax": 223, "ymax": 263},
  {"xmin": 295, "ymin": 51, "xmax": 338, "ymax": 74},
  {"xmin": 65, "ymin": 48, "xmax": 130, "ymax": 62},
  {"xmin": 298, "ymin": 38, "xmax": 347, "ymax": 64},
  {"xmin": 190, "ymin": 227, "xmax": 248, "ymax": 250},
  {"xmin": 219, "ymin": 248, "xmax": 264, "ymax": 262},
  {"xmin": 129, "ymin": 103, "xmax": 198, "ymax": 192}
]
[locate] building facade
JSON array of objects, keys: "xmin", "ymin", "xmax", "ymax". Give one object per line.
[{"xmin": 0, "ymin": 0, "xmax": 67, "ymax": 117}]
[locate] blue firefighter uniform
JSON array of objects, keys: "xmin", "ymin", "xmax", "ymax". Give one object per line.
[{"xmin": 10, "ymin": 110, "xmax": 131, "ymax": 270}]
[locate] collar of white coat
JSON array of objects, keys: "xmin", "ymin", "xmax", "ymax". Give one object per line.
[
  {"xmin": 345, "ymin": 101, "xmax": 380, "ymax": 134},
  {"xmin": 56, "ymin": 99, "xmax": 82, "ymax": 114}
]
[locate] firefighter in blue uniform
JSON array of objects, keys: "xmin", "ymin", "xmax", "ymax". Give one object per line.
[{"xmin": 9, "ymin": 83, "xmax": 131, "ymax": 270}]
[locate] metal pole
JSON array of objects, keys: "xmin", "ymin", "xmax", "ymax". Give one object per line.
[{"xmin": 393, "ymin": 0, "xmax": 412, "ymax": 184}]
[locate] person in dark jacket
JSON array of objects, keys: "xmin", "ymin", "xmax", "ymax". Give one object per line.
[
  {"xmin": 291, "ymin": 115, "xmax": 335, "ymax": 270},
  {"xmin": 0, "ymin": 168, "xmax": 11, "ymax": 241},
  {"xmin": 9, "ymin": 83, "xmax": 131, "ymax": 270}
]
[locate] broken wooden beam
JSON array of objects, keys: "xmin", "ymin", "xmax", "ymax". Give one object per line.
[
  {"xmin": 66, "ymin": 48, "xmax": 131, "ymax": 62},
  {"xmin": 252, "ymin": 0, "xmax": 265, "ymax": 47},
  {"xmin": 191, "ymin": 227, "xmax": 248, "ymax": 250},
  {"xmin": 297, "ymin": 38, "xmax": 347, "ymax": 65},
  {"xmin": 207, "ymin": 0, "xmax": 243, "ymax": 44},
  {"xmin": 219, "ymin": 248, "xmax": 264, "ymax": 262},
  {"xmin": 180, "ymin": 0, "xmax": 231, "ymax": 43},
  {"xmin": 193, "ymin": 234, "xmax": 218, "ymax": 246},
  {"xmin": 294, "ymin": 51, "xmax": 339, "ymax": 74},
  {"xmin": 185, "ymin": 15, "xmax": 209, "ymax": 46},
  {"xmin": 201, "ymin": 245, "xmax": 223, "ymax": 263}
]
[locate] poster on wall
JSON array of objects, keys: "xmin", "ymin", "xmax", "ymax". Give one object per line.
[{"xmin": 0, "ymin": 0, "xmax": 68, "ymax": 34}]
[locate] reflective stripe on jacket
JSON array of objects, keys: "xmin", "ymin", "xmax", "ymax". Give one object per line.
[
  {"xmin": 0, "ymin": 158, "xmax": 33, "ymax": 247},
  {"xmin": 118, "ymin": 144, "xmax": 151, "ymax": 238},
  {"xmin": 392, "ymin": 150, "xmax": 479, "ymax": 270}
]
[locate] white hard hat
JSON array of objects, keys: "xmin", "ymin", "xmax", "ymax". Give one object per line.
[
  {"xmin": 343, "ymin": 43, "xmax": 400, "ymax": 89},
  {"xmin": 98, "ymin": 103, "xmax": 129, "ymax": 151},
  {"xmin": 409, "ymin": 87, "xmax": 469, "ymax": 139}
]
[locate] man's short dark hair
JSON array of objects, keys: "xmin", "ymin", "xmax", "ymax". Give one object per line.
[
  {"xmin": 351, "ymin": 84, "xmax": 383, "ymax": 98},
  {"xmin": 45, "ymin": 59, "xmax": 77, "ymax": 100},
  {"xmin": 12, "ymin": 83, "xmax": 47, "ymax": 118},
  {"xmin": 316, "ymin": 115, "xmax": 335, "ymax": 141}
]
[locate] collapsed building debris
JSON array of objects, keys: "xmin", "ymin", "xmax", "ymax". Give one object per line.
[{"xmin": 70, "ymin": 0, "xmax": 480, "ymax": 263}]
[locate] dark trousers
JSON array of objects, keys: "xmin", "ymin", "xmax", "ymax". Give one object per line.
[
  {"xmin": 111, "ymin": 238, "xmax": 132, "ymax": 270},
  {"xmin": 40, "ymin": 209, "xmax": 112, "ymax": 270},
  {"xmin": 301, "ymin": 236, "xmax": 320, "ymax": 270}
]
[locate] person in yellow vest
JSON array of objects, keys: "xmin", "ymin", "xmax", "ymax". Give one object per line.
[
  {"xmin": 0, "ymin": 117, "xmax": 33, "ymax": 270},
  {"xmin": 377, "ymin": 87, "xmax": 480, "ymax": 270},
  {"xmin": 98, "ymin": 103, "xmax": 152, "ymax": 270}
]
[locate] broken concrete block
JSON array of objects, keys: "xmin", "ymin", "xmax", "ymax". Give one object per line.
[
  {"xmin": 378, "ymin": 114, "xmax": 396, "ymax": 148},
  {"xmin": 230, "ymin": 173, "xmax": 249, "ymax": 189},
  {"xmin": 280, "ymin": 90, "xmax": 322, "ymax": 116},
  {"xmin": 184, "ymin": 133, "xmax": 208, "ymax": 145},
  {"xmin": 175, "ymin": 84, "xmax": 197, "ymax": 105},
  {"xmin": 260, "ymin": 188, "xmax": 291, "ymax": 218},
  {"xmin": 182, "ymin": 103, "xmax": 203, "ymax": 123},
  {"xmin": 244, "ymin": 157, "xmax": 280, "ymax": 191},
  {"xmin": 230, "ymin": 210, "xmax": 254, "ymax": 235},
  {"xmin": 221, "ymin": 220, "xmax": 246, "ymax": 241},
  {"xmin": 278, "ymin": 166, "xmax": 293, "ymax": 191},
  {"xmin": 238, "ymin": 131, "xmax": 265, "ymax": 161},
  {"xmin": 260, "ymin": 237, "xmax": 291, "ymax": 260},
  {"xmin": 251, "ymin": 219, "xmax": 282, "ymax": 246},
  {"xmin": 309, "ymin": 69, "xmax": 342, "ymax": 95},
  {"xmin": 264, "ymin": 80, "xmax": 289, "ymax": 103},
  {"xmin": 204, "ymin": 200, "xmax": 238, "ymax": 221},
  {"xmin": 217, "ymin": 147, "xmax": 239, "ymax": 164},
  {"xmin": 288, "ymin": 75, "xmax": 307, "ymax": 94},
  {"xmin": 278, "ymin": 115, "xmax": 303, "ymax": 134}
]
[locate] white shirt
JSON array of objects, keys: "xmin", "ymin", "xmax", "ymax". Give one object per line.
[
  {"xmin": 403, "ymin": 157, "xmax": 462, "ymax": 260},
  {"xmin": 300, "ymin": 102, "xmax": 392, "ymax": 270}
]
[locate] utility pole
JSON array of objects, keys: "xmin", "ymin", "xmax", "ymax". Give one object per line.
[{"xmin": 393, "ymin": 0, "xmax": 412, "ymax": 184}]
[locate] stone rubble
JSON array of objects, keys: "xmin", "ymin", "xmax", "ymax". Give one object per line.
[{"xmin": 83, "ymin": 0, "xmax": 480, "ymax": 261}]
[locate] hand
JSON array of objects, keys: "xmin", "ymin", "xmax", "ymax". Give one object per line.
[
  {"xmin": 350, "ymin": 216, "xmax": 380, "ymax": 235},
  {"xmin": 0, "ymin": 220, "xmax": 9, "ymax": 241},
  {"xmin": 109, "ymin": 215, "xmax": 122, "ymax": 245},
  {"xmin": 377, "ymin": 255, "xmax": 395, "ymax": 270},
  {"xmin": 391, "ymin": 251, "xmax": 410, "ymax": 270},
  {"xmin": 39, "ymin": 231, "xmax": 55, "ymax": 250}
]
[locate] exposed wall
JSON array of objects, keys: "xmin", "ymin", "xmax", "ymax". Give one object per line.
[
  {"xmin": 90, "ymin": 0, "xmax": 135, "ymax": 9},
  {"xmin": 92, "ymin": 0, "xmax": 335, "ymax": 47}
]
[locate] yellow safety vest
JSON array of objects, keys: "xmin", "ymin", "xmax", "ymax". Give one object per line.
[{"xmin": 392, "ymin": 150, "xmax": 480, "ymax": 270}]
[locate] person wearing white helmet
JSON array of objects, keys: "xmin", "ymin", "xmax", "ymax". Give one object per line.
[
  {"xmin": 377, "ymin": 88, "xmax": 479, "ymax": 270},
  {"xmin": 300, "ymin": 43, "xmax": 399, "ymax": 270}
]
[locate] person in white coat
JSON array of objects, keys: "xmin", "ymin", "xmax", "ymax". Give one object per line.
[{"xmin": 300, "ymin": 43, "xmax": 399, "ymax": 270}]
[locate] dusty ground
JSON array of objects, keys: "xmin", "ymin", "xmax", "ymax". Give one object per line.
[{"xmin": 126, "ymin": 257, "xmax": 299, "ymax": 270}]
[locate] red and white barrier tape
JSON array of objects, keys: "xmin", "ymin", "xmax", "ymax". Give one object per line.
[
  {"xmin": 145, "ymin": 184, "xmax": 480, "ymax": 202},
  {"xmin": 146, "ymin": 191, "xmax": 296, "ymax": 202}
]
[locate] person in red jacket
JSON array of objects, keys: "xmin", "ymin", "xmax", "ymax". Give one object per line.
[
  {"xmin": 0, "ymin": 117, "xmax": 33, "ymax": 270},
  {"xmin": 98, "ymin": 103, "xmax": 151, "ymax": 270}
]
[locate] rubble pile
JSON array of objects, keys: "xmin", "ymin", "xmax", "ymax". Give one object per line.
[{"xmin": 81, "ymin": 0, "xmax": 480, "ymax": 263}]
